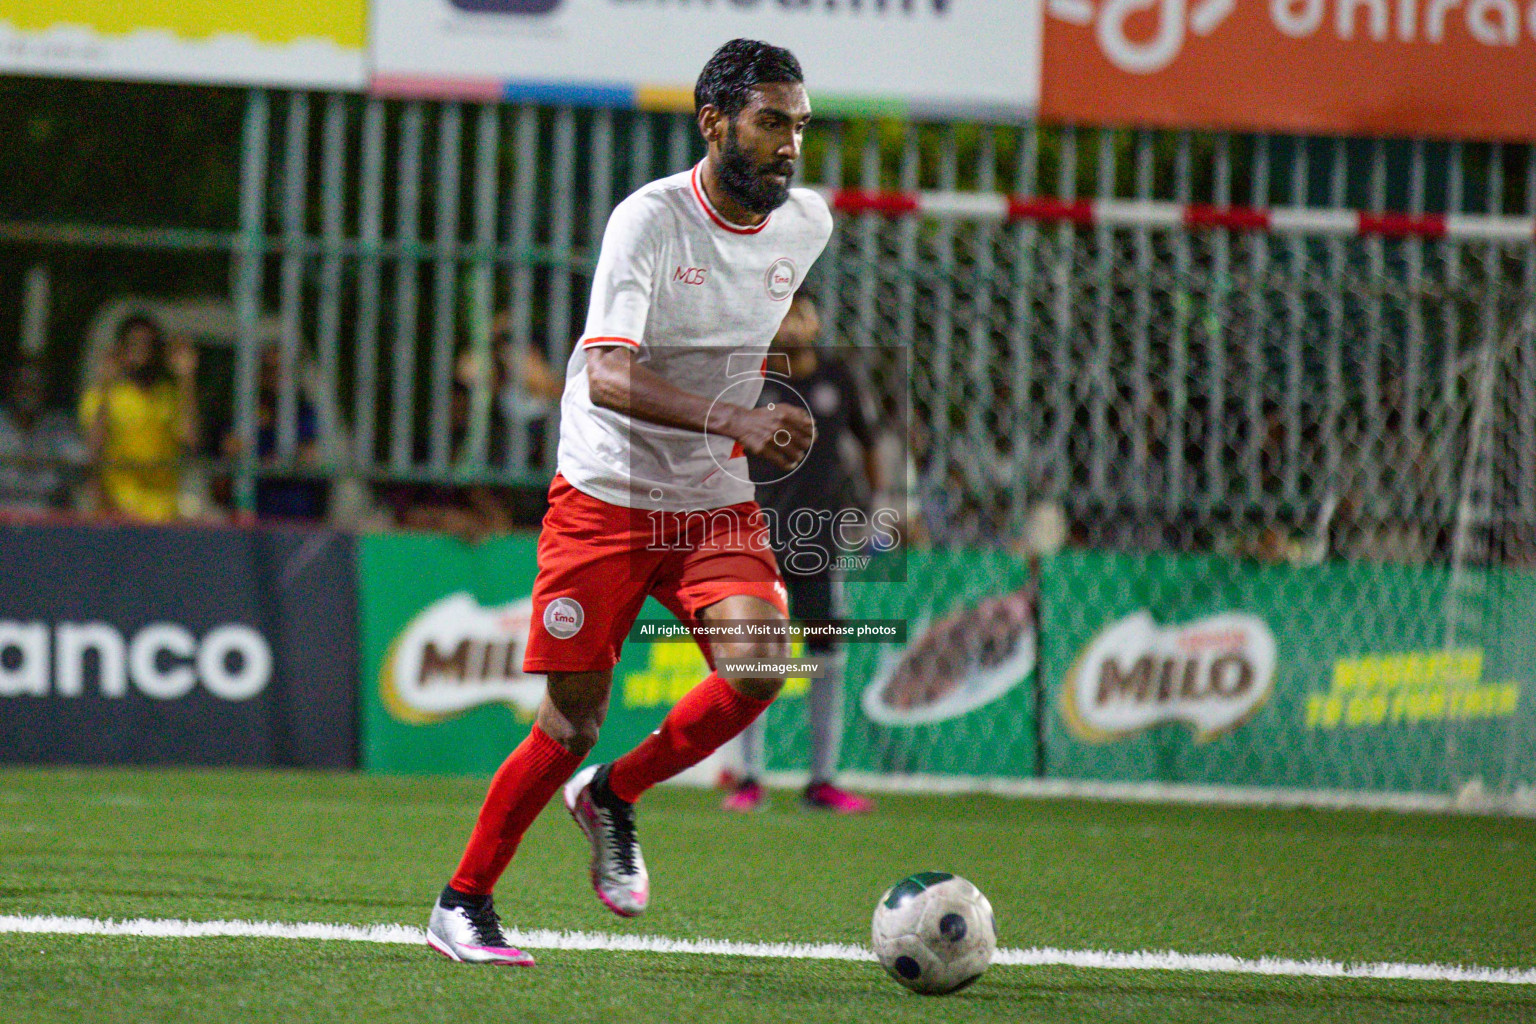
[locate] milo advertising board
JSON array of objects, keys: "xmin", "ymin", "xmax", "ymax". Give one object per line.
[
  {"xmin": 361, "ymin": 532, "xmax": 1534, "ymax": 795},
  {"xmin": 360, "ymin": 535, "xmax": 1040, "ymax": 781},
  {"xmin": 360, "ymin": 531, "xmax": 813, "ymax": 775},
  {"xmin": 1040, "ymin": 551, "xmax": 1536, "ymax": 795},
  {"xmin": 360, "ymin": 533, "xmax": 535, "ymax": 775}
]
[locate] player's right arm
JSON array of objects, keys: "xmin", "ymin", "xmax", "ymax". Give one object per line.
[{"xmin": 587, "ymin": 347, "xmax": 812, "ymax": 471}]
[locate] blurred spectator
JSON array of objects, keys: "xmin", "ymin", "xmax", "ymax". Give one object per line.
[
  {"xmin": 491, "ymin": 310, "xmax": 564, "ymax": 468},
  {"xmin": 78, "ymin": 314, "xmax": 198, "ymax": 522},
  {"xmin": 382, "ymin": 353, "xmax": 517, "ymax": 543},
  {"xmin": 0, "ymin": 359, "xmax": 87, "ymax": 514},
  {"xmin": 216, "ymin": 345, "xmax": 327, "ymax": 521}
]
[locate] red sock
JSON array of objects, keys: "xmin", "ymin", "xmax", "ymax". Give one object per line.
[
  {"xmin": 450, "ymin": 725, "xmax": 583, "ymax": 896},
  {"xmin": 607, "ymin": 673, "xmax": 772, "ymax": 803}
]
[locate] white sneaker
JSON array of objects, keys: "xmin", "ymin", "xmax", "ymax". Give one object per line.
[
  {"xmin": 426, "ymin": 895, "xmax": 536, "ymax": 965},
  {"xmin": 563, "ymin": 763, "xmax": 650, "ymax": 917}
]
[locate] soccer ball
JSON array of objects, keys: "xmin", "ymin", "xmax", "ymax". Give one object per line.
[{"xmin": 871, "ymin": 871, "xmax": 996, "ymax": 995}]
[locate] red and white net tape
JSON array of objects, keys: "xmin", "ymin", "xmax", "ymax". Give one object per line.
[{"xmin": 819, "ymin": 188, "xmax": 1536, "ymax": 242}]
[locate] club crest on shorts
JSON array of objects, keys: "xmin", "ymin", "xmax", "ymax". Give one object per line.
[
  {"xmin": 765, "ymin": 257, "xmax": 797, "ymax": 300},
  {"xmin": 543, "ymin": 597, "xmax": 585, "ymax": 639}
]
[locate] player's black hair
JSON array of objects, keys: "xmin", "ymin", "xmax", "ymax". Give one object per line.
[{"xmin": 694, "ymin": 39, "xmax": 804, "ymax": 119}]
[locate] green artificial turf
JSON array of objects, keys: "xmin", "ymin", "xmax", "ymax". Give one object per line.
[{"xmin": 1, "ymin": 768, "xmax": 1533, "ymax": 1023}]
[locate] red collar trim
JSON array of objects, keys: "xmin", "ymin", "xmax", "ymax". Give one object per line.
[{"xmin": 690, "ymin": 163, "xmax": 771, "ymax": 235}]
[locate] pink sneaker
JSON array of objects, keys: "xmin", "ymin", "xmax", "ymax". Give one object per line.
[
  {"xmin": 803, "ymin": 782, "xmax": 874, "ymax": 814},
  {"xmin": 722, "ymin": 780, "xmax": 766, "ymax": 813}
]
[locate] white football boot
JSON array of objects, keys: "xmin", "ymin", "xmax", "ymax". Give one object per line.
[
  {"xmin": 426, "ymin": 895, "xmax": 536, "ymax": 966},
  {"xmin": 563, "ymin": 763, "xmax": 650, "ymax": 917}
]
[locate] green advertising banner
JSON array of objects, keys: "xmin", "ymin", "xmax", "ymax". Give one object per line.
[
  {"xmin": 1039, "ymin": 551, "xmax": 1536, "ymax": 795},
  {"xmin": 360, "ymin": 532, "xmax": 539, "ymax": 776},
  {"xmin": 359, "ymin": 531, "xmax": 719, "ymax": 775},
  {"xmin": 360, "ymin": 531, "xmax": 810, "ymax": 776},
  {"xmin": 359, "ymin": 534, "xmax": 1041, "ymax": 782},
  {"xmin": 762, "ymin": 548, "xmax": 1038, "ymax": 780},
  {"xmin": 362, "ymin": 532, "xmax": 1535, "ymax": 797}
]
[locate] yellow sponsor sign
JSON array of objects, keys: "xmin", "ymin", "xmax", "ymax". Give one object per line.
[
  {"xmin": 1306, "ymin": 648, "xmax": 1521, "ymax": 730},
  {"xmin": 0, "ymin": 0, "xmax": 365, "ymax": 89},
  {"xmin": 1331, "ymin": 649, "xmax": 1484, "ymax": 691},
  {"xmin": 0, "ymin": 1, "xmax": 363, "ymax": 47},
  {"xmin": 622, "ymin": 640, "xmax": 809, "ymax": 710}
]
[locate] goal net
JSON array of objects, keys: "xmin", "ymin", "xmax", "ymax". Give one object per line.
[{"xmin": 758, "ymin": 187, "xmax": 1536, "ymax": 808}]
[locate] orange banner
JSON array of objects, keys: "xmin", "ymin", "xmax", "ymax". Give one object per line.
[{"xmin": 1040, "ymin": 0, "xmax": 1536, "ymax": 141}]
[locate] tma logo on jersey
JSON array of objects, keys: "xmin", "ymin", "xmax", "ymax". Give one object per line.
[
  {"xmin": 380, "ymin": 592, "xmax": 546, "ymax": 724},
  {"xmin": 765, "ymin": 258, "xmax": 796, "ymax": 300}
]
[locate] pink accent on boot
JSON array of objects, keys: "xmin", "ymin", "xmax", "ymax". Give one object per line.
[
  {"xmin": 803, "ymin": 782, "xmax": 873, "ymax": 814},
  {"xmin": 722, "ymin": 780, "xmax": 765, "ymax": 813}
]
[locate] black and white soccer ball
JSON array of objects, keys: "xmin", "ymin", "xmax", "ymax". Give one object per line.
[{"xmin": 871, "ymin": 871, "xmax": 996, "ymax": 995}]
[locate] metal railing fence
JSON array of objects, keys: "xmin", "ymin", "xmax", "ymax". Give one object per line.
[{"xmin": 1, "ymin": 87, "xmax": 1532, "ymax": 563}]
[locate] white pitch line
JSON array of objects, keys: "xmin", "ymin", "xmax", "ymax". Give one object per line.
[{"xmin": 2, "ymin": 916, "xmax": 1534, "ymax": 987}]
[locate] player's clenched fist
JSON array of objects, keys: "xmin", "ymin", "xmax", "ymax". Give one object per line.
[{"xmin": 733, "ymin": 402, "xmax": 813, "ymax": 471}]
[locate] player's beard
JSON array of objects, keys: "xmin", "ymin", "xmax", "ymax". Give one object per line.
[{"xmin": 718, "ymin": 121, "xmax": 793, "ymax": 216}]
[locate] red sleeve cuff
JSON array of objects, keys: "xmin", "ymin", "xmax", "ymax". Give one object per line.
[{"xmin": 581, "ymin": 336, "xmax": 641, "ymax": 349}]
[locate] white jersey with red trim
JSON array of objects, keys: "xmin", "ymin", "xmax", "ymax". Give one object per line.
[{"xmin": 556, "ymin": 164, "xmax": 833, "ymax": 511}]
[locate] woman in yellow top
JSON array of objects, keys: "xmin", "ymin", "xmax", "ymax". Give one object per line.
[{"xmin": 78, "ymin": 315, "xmax": 199, "ymax": 522}]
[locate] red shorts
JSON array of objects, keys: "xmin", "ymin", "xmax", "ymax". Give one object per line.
[{"xmin": 523, "ymin": 475, "xmax": 788, "ymax": 674}]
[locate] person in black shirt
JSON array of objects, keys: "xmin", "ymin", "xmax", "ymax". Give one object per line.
[{"xmin": 725, "ymin": 290, "xmax": 883, "ymax": 813}]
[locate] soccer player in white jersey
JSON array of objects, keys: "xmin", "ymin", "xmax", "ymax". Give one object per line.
[{"xmin": 426, "ymin": 39, "xmax": 833, "ymax": 965}]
